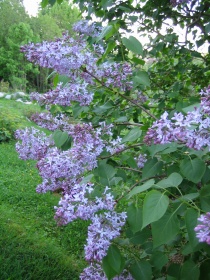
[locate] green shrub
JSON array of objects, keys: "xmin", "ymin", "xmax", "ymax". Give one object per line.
[
  {"xmin": 0, "ymin": 111, "xmax": 23, "ymax": 142},
  {"xmin": 0, "ymin": 80, "xmax": 9, "ymax": 93}
]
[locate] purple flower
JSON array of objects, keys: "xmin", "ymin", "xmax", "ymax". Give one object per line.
[
  {"xmin": 80, "ymin": 264, "xmax": 134, "ymax": 280},
  {"xmin": 136, "ymin": 154, "xmax": 147, "ymax": 168},
  {"xmin": 73, "ymin": 20, "xmax": 102, "ymax": 37},
  {"xmin": 144, "ymin": 87, "xmax": 210, "ymax": 151},
  {"xmin": 15, "ymin": 127, "xmax": 53, "ymax": 160},
  {"xmin": 54, "ymin": 184, "xmax": 116, "ymax": 225},
  {"xmin": 84, "ymin": 211, "xmax": 127, "ymax": 262},
  {"xmin": 195, "ymin": 212, "xmax": 210, "ymax": 245}
]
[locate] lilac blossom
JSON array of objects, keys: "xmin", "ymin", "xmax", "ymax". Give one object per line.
[
  {"xmin": 30, "ymin": 81, "xmax": 94, "ymax": 106},
  {"xmin": 30, "ymin": 112, "xmax": 73, "ymax": 131},
  {"xmin": 136, "ymin": 154, "xmax": 147, "ymax": 168},
  {"xmin": 35, "ymin": 123, "xmax": 105, "ymax": 193},
  {"xmin": 80, "ymin": 264, "xmax": 134, "ymax": 280},
  {"xmin": 54, "ymin": 184, "xmax": 116, "ymax": 225},
  {"xmin": 144, "ymin": 87, "xmax": 210, "ymax": 150},
  {"xmin": 21, "ymin": 32, "xmax": 134, "ymax": 107},
  {"xmin": 73, "ymin": 20, "xmax": 102, "ymax": 37},
  {"xmin": 85, "ymin": 211, "xmax": 127, "ymax": 261},
  {"xmin": 194, "ymin": 212, "xmax": 210, "ymax": 245},
  {"xmin": 200, "ymin": 85, "xmax": 210, "ymax": 114},
  {"xmin": 106, "ymin": 136, "xmax": 125, "ymax": 155},
  {"xmin": 15, "ymin": 127, "xmax": 53, "ymax": 160}
]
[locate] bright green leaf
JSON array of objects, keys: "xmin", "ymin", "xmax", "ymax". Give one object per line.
[
  {"xmin": 133, "ymin": 71, "xmax": 150, "ymax": 87},
  {"xmin": 128, "ymin": 179, "xmax": 155, "ymax": 198},
  {"xmin": 142, "ymin": 190, "xmax": 169, "ymax": 229},
  {"xmin": 156, "ymin": 173, "xmax": 183, "ymax": 189},
  {"xmin": 122, "ymin": 36, "xmax": 143, "ymax": 55},
  {"xmin": 121, "ymin": 127, "xmax": 142, "ymax": 143},
  {"xmin": 180, "ymin": 158, "xmax": 206, "ymax": 183},
  {"xmin": 96, "ymin": 25, "xmax": 113, "ymax": 42},
  {"xmin": 52, "ymin": 130, "xmax": 69, "ymax": 148}
]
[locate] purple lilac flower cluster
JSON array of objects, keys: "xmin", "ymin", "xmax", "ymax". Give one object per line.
[
  {"xmin": 21, "ymin": 32, "xmax": 133, "ymax": 106},
  {"xmin": 106, "ymin": 136, "xmax": 125, "ymax": 155},
  {"xmin": 54, "ymin": 184, "xmax": 116, "ymax": 225},
  {"xmin": 30, "ymin": 112, "xmax": 73, "ymax": 131},
  {"xmin": 136, "ymin": 154, "xmax": 147, "ymax": 168},
  {"xmin": 15, "ymin": 121, "xmax": 128, "ymax": 274},
  {"xmin": 85, "ymin": 210, "xmax": 127, "ymax": 261},
  {"xmin": 144, "ymin": 86, "xmax": 210, "ymax": 150},
  {"xmin": 80, "ymin": 264, "xmax": 134, "ymax": 280},
  {"xmin": 16, "ymin": 22, "xmax": 133, "ymax": 278},
  {"xmin": 194, "ymin": 212, "xmax": 210, "ymax": 245},
  {"xmin": 15, "ymin": 127, "xmax": 54, "ymax": 160},
  {"xmin": 73, "ymin": 20, "xmax": 102, "ymax": 37}
]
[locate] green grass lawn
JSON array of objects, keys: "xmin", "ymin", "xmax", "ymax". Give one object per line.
[{"xmin": 0, "ymin": 100, "xmax": 88, "ymax": 279}]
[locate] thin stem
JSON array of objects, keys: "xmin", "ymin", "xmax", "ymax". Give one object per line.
[{"xmin": 82, "ymin": 67, "xmax": 157, "ymax": 120}]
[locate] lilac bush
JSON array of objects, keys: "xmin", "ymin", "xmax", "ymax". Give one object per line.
[{"xmin": 16, "ymin": 15, "xmax": 210, "ymax": 279}]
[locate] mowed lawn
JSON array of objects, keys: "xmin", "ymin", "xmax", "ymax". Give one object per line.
[{"xmin": 0, "ymin": 100, "xmax": 88, "ymax": 279}]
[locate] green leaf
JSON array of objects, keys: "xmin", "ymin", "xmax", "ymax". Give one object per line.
[
  {"xmin": 142, "ymin": 190, "xmax": 169, "ymax": 229},
  {"xmin": 122, "ymin": 36, "xmax": 143, "ymax": 55},
  {"xmin": 95, "ymin": 162, "xmax": 116, "ymax": 186},
  {"xmin": 93, "ymin": 101, "xmax": 114, "ymax": 115},
  {"xmin": 142, "ymin": 158, "xmax": 163, "ymax": 180},
  {"xmin": 126, "ymin": 228, "xmax": 150, "ymax": 245},
  {"xmin": 156, "ymin": 173, "xmax": 183, "ymax": 189},
  {"xmin": 60, "ymin": 136, "xmax": 73, "ymax": 151},
  {"xmin": 180, "ymin": 158, "xmax": 206, "ymax": 183},
  {"xmin": 167, "ymin": 264, "xmax": 181, "ymax": 279},
  {"xmin": 121, "ymin": 127, "xmax": 142, "ymax": 143},
  {"xmin": 182, "ymin": 103, "xmax": 200, "ymax": 113},
  {"xmin": 180, "ymin": 260, "xmax": 200, "ymax": 280},
  {"xmin": 152, "ymin": 211, "xmax": 180, "ymax": 248},
  {"xmin": 53, "ymin": 73, "xmax": 59, "ymax": 87},
  {"xmin": 58, "ymin": 75, "xmax": 70, "ymax": 86},
  {"xmin": 147, "ymin": 143, "xmax": 177, "ymax": 157},
  {"xmin": 200, "ymin": 185, "xmax": 210, "ymax": 211},
  {"xmin": 151, "ymin": 251, "xmax": 168, "ymax": 271},
  {"xmin": 102, "ymin": 41, "xmax": 116, "ymax": 58},
  {"xmin": 102, "ymin": 245, "xmax": 125, "ymax": 278},
  {"xmin": 41, "ymin": 0, "xmax": 49, "ymax": 8},
  {"xmin": 131, "ymin": 57, "xmax": 145, "ymax": 65},
  {"xmin": 133, "ymin": 71, "xmax": 150, "ymax": 87},
  {"xmin": 80, "ymin": 174, "xmax": 94, "ymax": 184},
  {"xmin": 127, "ymin": 204, "xmax": 142, "ymax": 233},
  {"xmin": 96, "ymin": 25, "xmax": 113, "ymax": 42},
  {"xmin": 185, "ymin": 208, "xmax": 199, "ymax": 249},
  {"xmin": 130, "ymin": 260, "xmax": 152, "ymax": 280},
  {"xmin": 52, "ymin": 130, "xmax": 69, "ymax": 148},
  {"xmin": 128, "ymin": 179, "xmax": 155, "ymax": 198},
  {"xmin": 205, "ymin": 22, "xmax": 210, "ymax": 34},
  {"xmin": 179, "ymin": 193, "xmax": 199, "ymax": 201}
]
